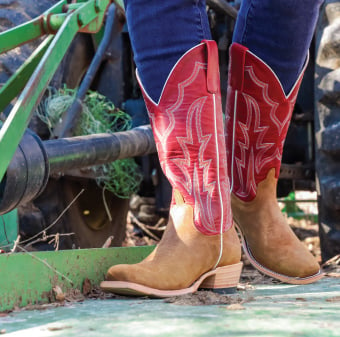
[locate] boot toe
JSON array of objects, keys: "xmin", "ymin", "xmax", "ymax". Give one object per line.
[
  {"xmin": 106, "ymin": 264, "xmax": 132, "ymax": 282},
  {"xmin": 275, "ymin": 241, "xmax": 321, "ymax": 278},
  {"xmin": 249, "ymin": 243, "xmax": 322, "ymax": 281},
  {"xmin": 292, "ymin": 252, "xmax": 321, "ymax": 278}
]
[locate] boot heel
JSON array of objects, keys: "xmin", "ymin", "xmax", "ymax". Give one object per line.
[{"xmin": 199, "ymin": 262, "xmax": 243, "ymax": 293}]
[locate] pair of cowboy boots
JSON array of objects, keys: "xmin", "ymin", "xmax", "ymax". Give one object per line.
[{"xmin": 100, "ymin": 40, "xmax": 322, "ymax": 297}]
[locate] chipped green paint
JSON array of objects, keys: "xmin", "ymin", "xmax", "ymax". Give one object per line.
[{"xmin": 0, "ymin": 246, "xmax": 154, "ymax": 312}]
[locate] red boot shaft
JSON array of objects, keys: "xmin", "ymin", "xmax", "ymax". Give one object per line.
[
  {"xmin": 226, "ymin": 43, "xmax": 306, "ymax": 201},
  {"xmin": 138, "ymin": 40, "xmax": 232, "ymax": 235}
]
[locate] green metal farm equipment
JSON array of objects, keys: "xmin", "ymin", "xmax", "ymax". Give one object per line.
[
  {"xmin": 0, "ymin": 0, "xmax": 158, "ymax": 251},
  {"xmin": 0, "ymin": 0, "xmax": 159, "ymax": 311}
]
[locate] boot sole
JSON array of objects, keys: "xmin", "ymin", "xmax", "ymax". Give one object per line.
[
  {"xmin": 100, "ymin": 262, "xmax": 243, "ymax": 298},
  {"xmin": 234, "ymin": 223, "xmax": 324, "ymax": 285}
]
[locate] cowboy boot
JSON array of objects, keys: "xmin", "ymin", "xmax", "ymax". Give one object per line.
[
  {"xmin": 100, "ymin": 40, "xmax": 242, "ymax": 297},
  {"xmin": 225, "ymin": 43, "xmax": 323, "ymax": 284}
]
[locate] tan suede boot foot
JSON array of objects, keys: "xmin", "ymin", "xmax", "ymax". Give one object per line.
[
  {"xmin": 232, "ymin": 169, "xmax": 323, "ymax": 284},
  {"xmin": 101, "ymin": 200, "xmax": 242, "ymax": 297}
]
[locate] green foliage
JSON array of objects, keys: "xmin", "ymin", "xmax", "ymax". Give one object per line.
[{"xmin": 36, "ymin": 86, "xmax": 142, "ymax": 198}]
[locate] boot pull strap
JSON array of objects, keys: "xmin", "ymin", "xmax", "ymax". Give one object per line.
[
  {"xmin": 203, "ymin": 40, "xmax": 220, "ymax": 94},
  {"xmin": 229, "ymin": 43, "xmax": 247, "ymax": 91}
]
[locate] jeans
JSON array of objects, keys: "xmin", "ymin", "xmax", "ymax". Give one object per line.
[
  {"xmin": 124, "ymin": 0, "xmax": 211, "ymax": 102},
  {"xmin": 124, "ymin": 0, "xmax": 323, "ymax": 100},
  {"xmin": 233, "ymin": 0, "xmax": 324, "ymax": 93}
]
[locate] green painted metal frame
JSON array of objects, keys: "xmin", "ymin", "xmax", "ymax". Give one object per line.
[
  {"xmin": 0, "ymin": 245, "xmax": 154, "ymax": 312},
  {"xmin": 0, "ymin": 0, "xmax": 113, "ymax": 252},
  {"xmin": 0, "ymin": 1, "xmax": 64, "ymax": 54},
  {"xmin": 0, "ymin": 37, "xmax": 53, "ymax": 113},
  {"xmin": 0, "ymin": 0, "xmax": 113, "ymax": 183}
]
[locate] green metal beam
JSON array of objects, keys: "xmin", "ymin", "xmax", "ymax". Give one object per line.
[
  {"xmin": 0, "ymin": 0, "xmax": 66, "ymax": 54},
  {"xmin": 0, "ymin": 246, "xmax": 154, "ymax": 312},
  {"xmin": 0, "ymin": 18, "xmax": 46, "ymax": 54},
  {"xmin": 0, "ymin": 36, "xmax": 53, "ymax": 113},
  {"xmin": 0, "ymin": 0, "xmax": 110, "ymax": 183},
  {"xmin": 76, "ymin": 0, "xmax": 112, "ymax": 33},
  {"xmin": 0, "ymin": 0, "xmax": 65, "ymax": 53},
  {"xmin": 0, "ymin": 14, "xmax": 78, "ymax": 183}
]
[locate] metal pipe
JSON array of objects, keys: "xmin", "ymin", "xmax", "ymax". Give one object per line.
[
  {"xmin": 0, "ymin": 125, "xmax": 156, "ymax": 214},
  {"xmin": 47, "ymin": 125, "xmax": 156, "ymax": 174}
]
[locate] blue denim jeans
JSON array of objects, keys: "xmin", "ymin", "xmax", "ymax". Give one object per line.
[
  {"xmin": 124, "ymin": 0, "xmax": 323, "ymax": 100},
  {"xmin": 124, "ymin": 0, "xmax": 211, "ymax": 102},
  {"xmin": 233, "ymin": 0, "xmax": 324, "ymax": 93}
]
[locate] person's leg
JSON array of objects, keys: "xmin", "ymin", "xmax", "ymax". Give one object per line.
[
  {"xmin": 225, "ymin": 0, "xmax": 324, "ymax": 283},
  {"xmin": 124, "ymin": 0, "xmax": 211, "ymax": 102},
  {"xmin": 233, "ymin": 0, "xmax": 323, "ymax": 94},
  {"xmin": 101, "ymin": 1, "xmax": 242, "ymax": 296}
]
